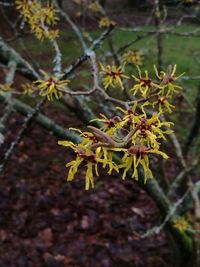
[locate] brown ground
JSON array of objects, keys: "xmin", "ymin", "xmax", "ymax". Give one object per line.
[{"xmin": 0, "ymin": 102, "xmax": 173, "ymax": 267}]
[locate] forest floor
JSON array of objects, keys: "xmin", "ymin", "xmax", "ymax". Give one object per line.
[{"xmin": 0, "ymin": 102, "xmax": 172, "ymax": 267}]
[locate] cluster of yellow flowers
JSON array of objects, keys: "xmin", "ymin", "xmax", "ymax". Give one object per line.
[
  {"xmin": 73, "ymin": 1, "xmax": 103, "ymax": 18},
  {"xmin": 99, "ymin": 17, "xmax": 116, "ymax": 28},
  {"xmin": 73, "ymin": 1, "xmax": 115, "ymax": 29},
  {"xmin": 58, "ymin": 102, "xmax": 172, "ymax": 189},
  {"xmin": 0, "ymin": 83, "xmax": 13, "ymax": 93},
  {"xmin": 88, "ymin": 1, "xmax": 102, "ymax": 13},
  {"xmin": 122, "ymin": 50, "xmax": 144, "ymax": 66},
  {"xmin": 100, "ymin": 63, "xmax": 183, "ymax": 113},
  {"xmin": 21, "ymin": 83, "xmax": 35, "ymax": 95},
  {"xmin": 15, "ymin": 0, "xmax": 59, "ymax": 40},
  {"xmin": 58, "ymin": 64, "xmax": 183, "ymax": 189},
  {"xmin": 0, "ymin": 82, "xmax": 35, "ymax": 95}
]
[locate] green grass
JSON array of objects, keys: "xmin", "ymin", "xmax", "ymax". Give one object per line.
[
  {"xmin": 111, "ymin": 24, "xmax": 200, "ymax": 92},
  {"xmin": 14, "ymin": 23, "xmax": 200, "ymax": 100},
  {"xmin": 15, "ymin": 24, "xmax": 200, "ymax": 75},
  {"xmin": 88, "ymin": 24, "xmax": 199, "ymax": 94}
]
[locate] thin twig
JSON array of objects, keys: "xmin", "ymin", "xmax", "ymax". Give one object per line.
[
  {"xmin": 62, "ymin": 26, "xmax": 114, "ymax": 79},
  {"xmin": 0, "ymin": 98, "xmax": 46, "ymax": 174},
  {"xmin": 53, "ymin": 0, "xmax": 88, "ymax": 52},
  {"xmin": 184, "ymin": 86, "xmax": 200, "ymax": 156},
  {"xmin": 168, "ymin": 158, "xmax": 199, "ymax": 198},
  {"xmin": 142, "ymin": 187, "xmax": 191, "ymax": 238}
]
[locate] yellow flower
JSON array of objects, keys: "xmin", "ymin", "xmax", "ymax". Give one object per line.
[
  {"xmin": 183, "ymin": 0, "xmax": 193, "ymax": 3},
  {"xmin": 42, "ymin": 4, "xmax": 59, "ymax": 25},
  {"xmin": 119, "ymin": 145, "xmax": 168, "ymax": 183},
  {"xmin": 58, "ymin": 139, "xmax": 119, "ymax": 190},
  {"xmin": 131, "ymin": 65, "xmax": 163, "ymax": 98},
  {"xmin": 89, "ymin": 2, "xmax": 102, "ymax": 13},
  {"xmin": 95, "ymin": 146, "xmax": 120, "ymax": 174},
  {"xmin": 34, "ymin": 72, "xmax": 70, "ymax": 100},
  {"xmin": 73, "ymin": 0, "xmax": 81, "ymax": 4},
  {"xmin": 30, "ymin": 21, "xmax": 59, "ymax": 41},
  {"xmin": 154, "ymin": 64, "xmax": 184, "ymax": 97},
  {"xmin": 45, "ymin": 29, "xmax": 59, "ymax": 40},
  {"xmin": 83, "ymin": 31, "xmax": 90, "ymax": 38},
  {"xmin": 15, "ymin": 0, "xmax": 37, "ymax": 13},
  {"xmin": 90, "ymin": 113, "xmax": 123, "ymax": 135},
  {"xmin": 15, "ymin": 0, "xmax": 59, "ymax": 41},
  {"xmin": 174, "ymin": 217, "xmax": 189, "ymax": 232},
  {"xmin": 75, "ymin": 11, "xmax": 82, "ymax": 17},
  {"xmin": 99, "ymin": 17, "xmax": 116, "ymax": 28},
  {"xmin": 0, "ymin": 83, "xmax": 13, "ymax": 93},
  {"xmin": 131, "ymin": 113, "xmax": 173, "ymax": 149},
  {"xmin": 116, "ymin": 101, "xmax": 141, "ymax": 127},
  {"xmin": 122, "ymin": 50, "xmax": 143, "ymax": 66},
  {"xmin": 152, "ymin": 96, "xmax": 175, "ymax": 113},
  {"xmin": 58, "ymin": 141, "xmax": 97, "ymax": 189},
  {"xmin": 100, "ymin": 63, "xmax": 129, "ymax": 90},
  {"xmin": 21, "ymin": 83, "xmax": 35, "ymax": 95},
  {"xmin": 66, "ymin": 153, "xmax": 97, "ymax": 190},
  {"xmin": 68, "ymin": 128, "xmax": 99, "ymax": 146}
]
